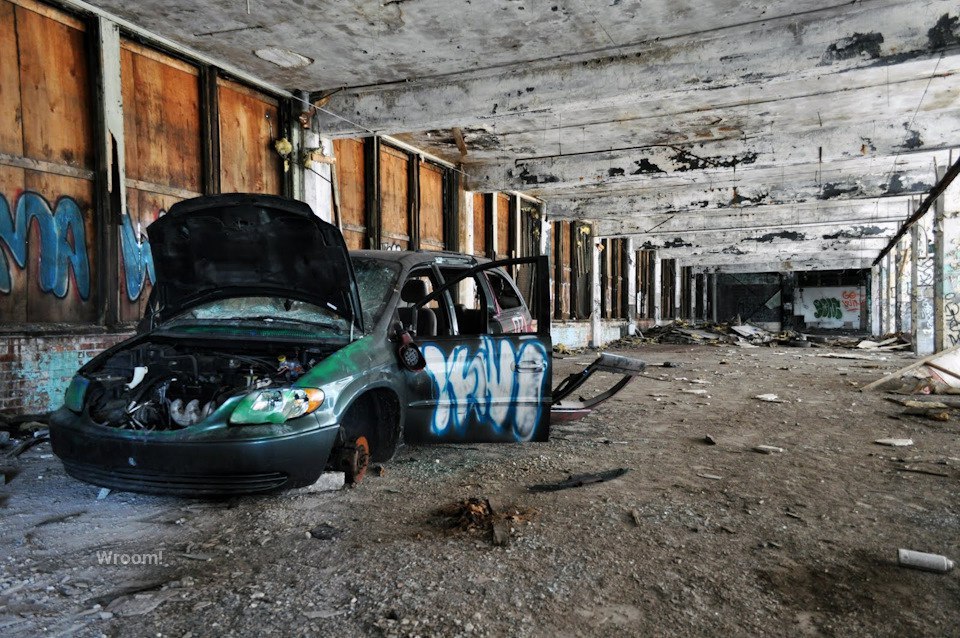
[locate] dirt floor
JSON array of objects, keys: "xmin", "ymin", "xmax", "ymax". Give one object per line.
[{"xmin": 1, "ymin": 343, "xmax": 958, "ymax": 637}]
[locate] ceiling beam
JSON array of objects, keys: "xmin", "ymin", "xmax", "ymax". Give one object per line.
[
  {"xmin": 628, "ymin": 222, "xmax": 897, "ymax": 250},
  {"xmin": 695, "ymin": 257, "xmax": 875, "ymax": 273}
]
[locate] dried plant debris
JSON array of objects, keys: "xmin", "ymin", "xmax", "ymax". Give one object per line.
[{"xmin": 434, "ymin": 497, "xmax": 537, "ymax": 545}]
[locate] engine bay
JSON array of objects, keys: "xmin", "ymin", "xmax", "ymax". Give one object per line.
[{"xmin": 82, "ymin": 340, "xmax": 327, "ymax": 431}]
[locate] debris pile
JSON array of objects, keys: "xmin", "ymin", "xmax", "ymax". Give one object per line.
[
  {"xmin": 434, "ymin": 497, "xmax": 537, "ymax": 546},
  {"xmin": 863, "ymin": 344, "xmax": 960, "ymax": 395}
]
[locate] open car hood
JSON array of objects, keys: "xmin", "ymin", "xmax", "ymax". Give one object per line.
[{"xmin": 146, "ymin": 194, "xmax": 362, "ymax": 330}]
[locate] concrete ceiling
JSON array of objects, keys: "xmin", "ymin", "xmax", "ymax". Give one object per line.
[{"xmin": 89, "ymin": 0, "xmax": 960, "ymax": 271}]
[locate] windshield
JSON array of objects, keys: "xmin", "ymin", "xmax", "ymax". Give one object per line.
[
  {"xmin": 159, "ymin": 296, "xmax": 350, "ymax": 338},
  {"xmin": 351, "ymin": 257, "xmax": 401, "ymax": 328}
]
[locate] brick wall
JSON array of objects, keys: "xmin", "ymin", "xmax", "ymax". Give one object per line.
[{"xmin": 0, "ymin": 332, "xmax": 132, "ymax": 418}]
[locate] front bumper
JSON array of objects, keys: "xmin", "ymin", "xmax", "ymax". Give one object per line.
[{"xmin": 49, "ymin": 409, "xmax": 339, "ymax": 496}]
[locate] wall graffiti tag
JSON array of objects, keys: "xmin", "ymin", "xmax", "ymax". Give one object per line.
[
  {"xmin": 0, "ymin": 192, "xmax": 90, "ymax": 299},
  {"xmin": 813, "ymin": 297, "xmax": 842, "ymax": 320},
  {"xmin": 120, "ymin": 212, "xmax": 155, "ymax": 300},
  {"xmin": 422, "ymin": 336, "xmax": 549, "ymax": 441}
]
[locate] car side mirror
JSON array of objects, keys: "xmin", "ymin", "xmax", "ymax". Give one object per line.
[{"xmin": 393, "ymin": 321, "xmax": 426, "ymax": 371}]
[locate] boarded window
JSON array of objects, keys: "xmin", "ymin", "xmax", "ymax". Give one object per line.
[
  {"xmin": 218, "ymin": 78, "xmax": 282, "ymax": 195},
  {"xmin": 552, "ymin": 221, "xmax": 572, "ymax": 320},
  {"xmin": 333, "ymin": 138, "xmax": 365, "ymax": 250},
  {"xmin": 0, "ymin": 2, "xmax": 97, "ymax": 324},
  {"xmin": 472, "ymin": 193, "xmax": 487, "ymax": 257},
  {"xmin": 120, "ymin": 41, "xmax": 202, "ymax": 321},
  {"xmin": 379, "ymin": 144, "xmax": 409, "ymax": 250},
  {"xmin": 419, "ymin": 161, "xmax": 444, "ymax": 250},
  {"xmin": 571, "ymin": 222, "xmax": 592, "ymax": 319}
]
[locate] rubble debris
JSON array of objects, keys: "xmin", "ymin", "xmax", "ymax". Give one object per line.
[
  {"xmin": 897, "ymin": 549, "xmax": 955, "ymax": 573},
  {"xmin": 4, "ymin": 432, "xmax": 49, "ymax": 459},
  {"xmin": 96, "ymin": 488, "xmax": 111, "ymax": 501},
  {"xmin": 703, "ymin": 435, "xmax": 717, "ymax": 445},
  {"xmin": 435, "ymin": 497, "xmax": 537, "ymax": 545},
  {"xmin": 528, "ymin": 468, "xmax": 629, "ymax": 492},
  {"xmin": 629, "ymin": 509, "xmax": 642, "ymax": 526},
  {"xmin": 308, "ymin": 523, "xmax": 342, "ymax": 541},
  {"xmin": 696, "ymin": 473, "xmax": 723, "ymax": 480},
  {"xmin": 874, "ymin": 438, "xmax": 914, "ymax": 447},
  {"xmin": 862, "ymin": 344, "xmax": 960, "ymax": 393},
  {"xmin": 302, "ymin": 472, "xmax": 346, "ymax": 493},
  {"xmin": 896, "ymin": 466, "xmax": 950, "ymax": 478},
  {"xmin": 754, "ymin": 394, "xmax": 785, "ymax": 403},
  {"xmin": 753, "ymin": 445, "xmax": 784, "ymax": 454}
]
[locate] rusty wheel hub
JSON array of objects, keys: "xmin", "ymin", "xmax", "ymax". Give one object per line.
[{"xmin": 340, "ymin": 435, "xmax": 370, "ymax": 485}]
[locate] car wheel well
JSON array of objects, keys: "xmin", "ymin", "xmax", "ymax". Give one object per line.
[{"xmin": 341, "ymin": 388, "xmax": 401, "ymax": 463}]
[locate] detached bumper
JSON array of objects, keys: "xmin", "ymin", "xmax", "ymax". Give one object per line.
[{"xmin": 49, "ymin": 410, "xmax": 339, "ymax": 496}]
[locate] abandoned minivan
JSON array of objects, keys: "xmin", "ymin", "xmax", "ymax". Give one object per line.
[{"xmin": 49, "ymin": 194, "xmax": 642, "ymax": 495}]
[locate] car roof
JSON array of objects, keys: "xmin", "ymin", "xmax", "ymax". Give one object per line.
[{"xmin": 350, "ymin": 249, "xmax": 489, "ymax": 269}]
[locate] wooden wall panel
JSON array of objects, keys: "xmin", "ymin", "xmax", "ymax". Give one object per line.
[
  {"xmin": 218, "ymin": 78, "xmax": 281, "ymax": 195},
  {"xmin": 0, "ymin": 1, "xmax": 22, "ymax": 156},
  {"xmin": 16, "ymin": 4, "xmax": 93, "ymax": 169},
  {"xmin": 554, "ymin": 220, "xmax": 571, "ymax": 319},
  {"xmin": 1, "ymin": 3, "xmax": 96, "ymax": 325},
  {"xmin": 496, "ymin": 193, "xmax": 510, "ymax": 258},
  {"xmin": 419, "ymin": 161, "xmax": 444, "ymax": 250},
  {"xmin": 333, "ymin": 138, "xmax": 365, "ymax": 250},
  {"xmin": 379, "ymin": 145, "xmax": 409, "ymax": 250},
  {"xmin": 472, "ymin": 193, "xmax": 486, "ymax": 257},
  {"xmin": 121, "ymin": 42, "xmax": 201, "ymax": 192}
]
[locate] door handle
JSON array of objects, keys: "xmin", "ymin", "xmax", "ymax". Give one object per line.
[{"xmin": 515, "ymin": 361, "xmax": 545, "ymax": 372}]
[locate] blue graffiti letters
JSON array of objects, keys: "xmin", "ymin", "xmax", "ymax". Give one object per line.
[
  {"xmin": 422, "ymin": 336, "xmax": 549, "ymax": 441},
  {"xmin": 120, "ymin": 212, "xmax": 155, "ymax": 301},
  {"xmin": 0, "ymin": 192, "xmax": 90, "ymax": 299}
]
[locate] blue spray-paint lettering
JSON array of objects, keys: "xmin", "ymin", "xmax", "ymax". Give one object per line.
[
  {"xmin": 120, "ymin": 212, "xmax": 155, "ymax": 301},
  {"xmin": 422, "ymin": 336, "xmax": 549, "ymax": 441},
  {"xmin": 0, "ymin": 192, "xmax": 90, "ymax": 299}
]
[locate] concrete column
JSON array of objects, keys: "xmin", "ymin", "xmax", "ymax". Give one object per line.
[
  {"xmin": 913, "ymin": 202, "xmax": 935, "ymax": 355},
  {"xmin": 934, "ymin": 158, "xmax": 960, "ymax": 351},
  {"xmin": 625, "ymin": 239, "xmax": 637, "ymax": 335},
  {"xmin": 688, "ymin": 267, "xmax": 697, "ymax": 320},
  {"xmin": 709, "ymin": 273, "xmax": 718, "ymax": 322},
  {"xmin": 304, "ymin": 135, "xmax": 334, "ymax": 223},
  {"xmin": 652, "ymin": 252, "xmax": 662, "ymax": 325},
  {"xmin": 590, "ymin": 239, "xmax": 602, "ymax": 347},
  {"xmin": 898, "ymin": 235, "xmax": 912, "ymax": 334},
  {"xmin": 700, "ymin": 272, "xmax": 708, "ymax": 322},
  {"xmin": 883, "ymin": 252, "xmax": 894, "ymax": 334},
  {"xmin": 673, "ymin": 264, "xmax": 682, "ymax": 319},
  {"xmin": 462, "ymin": 192, "xmax": 475, "ymax": 256},
  {"xmin": 894, "ymin": 239, "xmax": 904, "ymax": 333},
  {"xmin": 870, "ymin": 266, "xmax": 881, "ymax": 336}
]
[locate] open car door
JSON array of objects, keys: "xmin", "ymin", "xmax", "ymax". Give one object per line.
[{"xmin": 400, "ymin": 256, "xmax": 552, "ymax": 443}]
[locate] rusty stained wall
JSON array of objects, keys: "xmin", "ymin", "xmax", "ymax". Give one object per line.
[
  {"xmin": 495, "ymin": 193, "xmax": 510, "ymax": 259},
  {"xmin": 218, "ymin": 78, "xmax": 282, "ymax": 195},
  {"xmin": 333, "ymin": 138, "xmax": 366, "ymax": 250}
]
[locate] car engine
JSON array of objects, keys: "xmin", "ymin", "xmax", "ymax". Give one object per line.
[{"xmin": 82, "ymin": 342, "xmax": 321, "ymax": 431}]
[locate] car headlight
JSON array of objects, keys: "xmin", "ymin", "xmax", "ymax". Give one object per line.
[
  {"xmin": 229, "ymin": 387, "xmax": 324, "ymax": 425},
  {"xmin": 64, "ymin": 376, "xmax": 90, "ymax": 413}
]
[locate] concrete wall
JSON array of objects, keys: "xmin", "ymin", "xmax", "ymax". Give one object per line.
[{"xmin": 551, "ymin": 320, "xmax": 628, "ymax": 349}]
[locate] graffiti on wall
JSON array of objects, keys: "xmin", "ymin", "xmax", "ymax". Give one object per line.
[
  {"xmin": 120, "ymin": 212, "xmax": 156, "ymax": 300},
  {"xmin": 422, "ymin": 336, "xmax": 549, "ymax": 441},
  {"xmin": 0, "ymin": 191, "xmax": 157, "ymax": 304},
  {"xmin": 813, "ymin": 297, "xmax": 842, "ymax": 320},
  {"xmin": 796, "ymin": 286, "xmax": 864, "ymax": 328},
  {"xmin": 0, "ymin": 192, "xmax": 90, "ymax": 299}
]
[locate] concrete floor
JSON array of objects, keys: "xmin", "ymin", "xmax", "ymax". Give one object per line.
[{"xmin": 1, "ymin": 344, "xmax": 958, "ymax": 637}]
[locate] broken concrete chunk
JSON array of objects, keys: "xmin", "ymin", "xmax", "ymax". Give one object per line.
[
  {"xmin": 302, "ymin": 472, "xmax": 345, "ymax": 493},
  {"xmin": 703, "ymin": 435, "xmax": 717, "ymax": 445},
  {"xmin": 874, "ymin": 438, "xmax": 914, "ymax": 447},
  {"xmin": 753, "ymin": 445, "xmax": 784, "ymax": 454},
  {"xmin": 754, "ymin": 394, "xmax": 785, "ymax": 403}
]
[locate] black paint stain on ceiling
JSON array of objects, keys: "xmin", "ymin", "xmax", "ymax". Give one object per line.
[
  {"xmin": 517, "ymin": 166, "xmax": 559, "ymax": 185},
  {"xmin": 663, "ymin": 237, "xmax": 693, "ymax": 248},
  {"xmin": 821, "ymin": 32, "xmax": 884, "ymax": 64},
  {"xmin": 608, "ymin": 167, "xmax": 625, "ymax": 177},
  {"xmin": 899, "ymin": 123, "xmax": 924, "ymax": 150},
  {"xmin": 670, "ymin": 150, "xmax": 758, "ymax": 172},
  {"xmin": 746, "ymin": 230, "xmax": 806, "ymax": 243},
  {"xmin": 818, "ymin": 183, "xmax": 861, "ymax": 200},
  {"xmin": 728, "ymin": 188, "xmax": 769, "ymax": 207},
  {"xmin": 929, "ymin": 13, "xmax": 960, "ymax": 50},
  {"xmin": 632, "ymin": 159, "xmax": 665, "ymax": 174},
  {"xmin": 721, "ymin": 246, "xmax": 747, "ymax": 255},
  {"xmin": 822, "ymin": 226, "xmax": 885, "ymax": 240}
]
